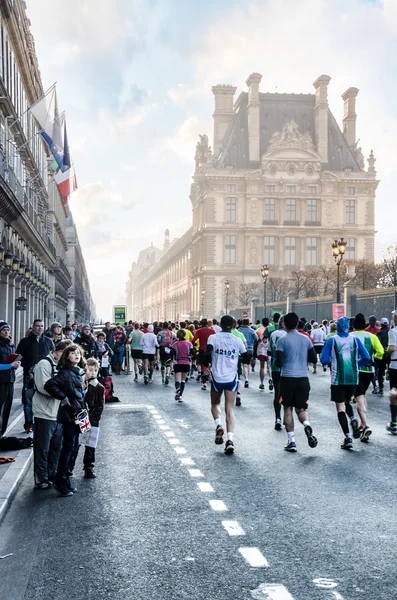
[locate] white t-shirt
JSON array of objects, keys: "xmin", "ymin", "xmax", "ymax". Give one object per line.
[
  {"xmin": 207, "ymin": 332, "xmax": 247, "ymax": 383},
  {"xmin": 212, "ymin": 324, "xmax": 222, "ymax": 334},
  {"xmin": 388, "ymin": 328, "xmax": 397, "ymax": 370},
  {"xmin": 140, "ymin": 332, "xmax": 159, "ymax": 355},
  {"xmin": 311, "ymin": 328, "xmax": 326, "ymax": 346}
]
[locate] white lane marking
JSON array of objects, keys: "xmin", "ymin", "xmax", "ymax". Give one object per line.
[
  {"xmin": 209, "ymin": 499, "xmax": 228, "ymax": 511},
  {"xmin": 3, "ymin": 411, "xmax": 23, "ymax": 436},
  {"xmin": 313, "ymin": 579, "xmax": 338, "ymax": 590},
  {"xmin": 156, "ymin": 419, "xmax": 165, "ymax": 424},
  {"xmin": 180, "ymin": 458, "xmax": 195, "ymax": 466},
  {"xmin": 164, "ymin": 431, "xmax": 175, "ymax": 437},
  {"xmin": 168, "ymin": 438, "xmax": 180, "ymax": 445},
  {"xmin": 239, "ymin": 548, "xmax": 269, "ymax": 568},
  {"xmin": 250, "ymin": 583, "xmax": 294, "ymax": 599},
  {"xmin": 153, "ymin": 415, "xmax": 162, "ymax": 420},
  {"xmin": 147, "ymin": 405, "xmax": 155, "ymax": 408},
  {"xmin": 174, "ymin": 447, "xmax": 187, "ymax": 454},
  {"xmin": 188, "ymin": 469, "xmax": 203, "ymax": 478},
  {"xmin": 222, "ymin": 520, "xmax": 245, "ymax": 536},
  {"xmin": 332, "ymin": 593, "xmax": 344, "ymax": 600},
  {"xmin": 197, "ymin": 482, "xmax": 214, "ymax": 493},
  {"xmin": 159, "ymin": 425, "xmax": 169, "ymax": 430}
]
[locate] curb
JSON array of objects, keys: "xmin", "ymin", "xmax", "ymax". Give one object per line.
[{"xmin": 0, "ymin": 448, "xmax": 33, "ymax": 525}]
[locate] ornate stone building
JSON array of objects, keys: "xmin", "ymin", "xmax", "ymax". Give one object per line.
[
  {"xmin": 0, "ymin": 0, "xmax": 93, "ymax": 339},
  {"xmin": 126, "ymin": 73, "xmax": 378, "ymax": 319}
]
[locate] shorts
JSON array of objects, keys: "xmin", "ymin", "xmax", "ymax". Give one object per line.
[
  {"xmin": 211, "ymin": 378, "xmax": 239, "ymax": 393},
  {"xmin": 280, "ymin": 377, "xmax": 310, "ymax": 409},
  {"xmin": 330, "ymin": 384, "xmax": 356, "ymax": 404},
  {"xmin": 355, "ymin": 372, "xmax": 374, "ymax": 397},
  {"xmin": 174, "ymin": 364, "xmax": 190, "ymax": 374},
  {"xmin": 390, "ymin": 368, "xmax": 397, "ymax": 390},
  {"xmin": 160, "ymin": 347, "xmax": 173, "ymax": 366},
  {"xmin": 131, "ymin": 349, "xmax": 143, "ymax": 360},
  {"xmin": 142, "ymin": 353, "xmax": 155, "ymax": 362},
  {"xmin": 258, "ymin": 355, "xmax": 268, "ymax": 363},
  {"xmin": 198, "ymin": 350, "xmax": 207, "ymax": 368},
  {"xmin": 314, "ymin": 345, "xmax": 324, "ymax": 356}
]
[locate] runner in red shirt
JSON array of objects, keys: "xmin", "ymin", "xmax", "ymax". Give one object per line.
[{"xmin": 192, "ymin": 319, "xmax": 215, "ymax": 391}]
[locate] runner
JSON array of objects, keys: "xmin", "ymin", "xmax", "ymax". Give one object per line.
[
  {"xmin": 268, "ymin": 316, "xmax": 287, "ymax": 430},
  {"xmin": 320, "ymin": 316, "xmax": 371, "ymax": 449},
  {"xmin": 231, "ymin": 320, "xmax": 247, "ymax": 406},
  {"xmin": 139, "ymin": 325, "xmax": 159, "ymax": 384},
  {"xmin": 275, "ymin": 312, "xmax": 318, "ymax": 452},
  {"xmin": 256, "ymin": 333, "xmax": 271, "ymax": 391},
  {"xmin": 310, "ymin": 323, "xmax": 326, "ymax": 374},
  {"xmin": 387, "ymin": 311, "xmax": 397, "ymax": 434},
  {"xmin": 157, "ymin": 322, "xmax": 176, "ymax": 385},
  {"xmin": 171, "ymin": 330, "xmax": 194, "ymax": 402},
  {"xmin": 373, "ymin": 317, "xmax": 390, "ymax": 396},
  {"xmin": 350, "ymin": 313, "xmax": 384, "ymax": 441},
  {"xmin": 237, "ymin": 319, "xmax": 258, "ymax": 389},
  {"xmin": 192, "ymin": 319, "xmax": 215, "ymax": 391},
  {"xmin": 204, "ymin": 315, "xmax": 250, "ymax": 454},
  {"xmin": 128, "ymin": 323, "xmax": 143, "ymax": 381}
]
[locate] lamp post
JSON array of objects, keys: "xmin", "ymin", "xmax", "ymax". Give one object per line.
[
  {"xmin": 174, "ymin": 300, "xmax": 177, "ymax": 320},
  {"xmin": 164, "ymin": 302, "xmax": 167, "ymax": 319},
  {"xmin": 201, "ymin": 289, "xmax": 206, "ymax": 317},
  {"xmin": 224, "ymin": 280, "xmax": 230, "ymax": 314},
  {"xmin": 261, "ymin": 264, "xmax": 269, "ymax": 318},
  {"xmin": 331, "ymin": 238, "xmax": 347, "ymax": 304}
]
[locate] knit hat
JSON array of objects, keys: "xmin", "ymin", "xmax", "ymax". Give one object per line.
[
  {"xmin": 0, "ymin": 322, "xmax": 10, "ymax": 332},
  {"xmin": 354, "ymin": 313, "xmax": 366, "ymax": 330}
]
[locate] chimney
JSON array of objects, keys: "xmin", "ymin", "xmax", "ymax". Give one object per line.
[
  {"xmin": 164, "ymin": 229, "xmax": 170, "ymax": 251},
  {"xmin": 342, "ymin": 87, "xmax": 359, "ymax": 149},
  {"xmin": 313, "ymin": 74, "xmax": 331, "ymax": 164},
  {"xmin": 211, "ymin": 84, "xmax": 237, "ymax": 158},
  {"xmin": 246, "ymin": 72, "xmax": 262, "ymax": 162}
]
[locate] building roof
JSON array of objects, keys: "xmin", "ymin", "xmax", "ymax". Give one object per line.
[
  {"xmin": 216, "ymin": 92, "xmax": 360, "ymax": 172},
  {"xmin": 137, "ymin": 243, "xmax": 162, "ymax": 268}
]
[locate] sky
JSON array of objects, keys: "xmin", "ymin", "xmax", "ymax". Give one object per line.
[{"xmin": 27, "ymin": 0, "xmax": 397, "ymax": 320}]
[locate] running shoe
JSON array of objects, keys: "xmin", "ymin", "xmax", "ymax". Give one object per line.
[
  {"xmin": 215, "ymin": 425, "xmax": 224, "ymax": 445},
  {"xmin": 144, "ymin": 375, "xmax": 148, "ymax": 385},
  {"xmin": 161, "ymin": 376, "xmax": 165, "ymax": 384},
  {"xmin": 284, "ymin": 441, "xmax": 297, "ymax": 452},
  {"xmin": 201, "ymin": 383, "xmax": 207, "ymax": 391},
  {"xmin": 52, "ymin": 481, "xmax": 73, "ymax": 497},
  {"xmin": 236, "ymin": 393, "xmax": 241, "ymax": 407},
  {"xmin": 304, "ymin": 425, "xmax": 318, "ymax": 448},
  {"xmin": 341, "ymin": 436, "xmax": 353, "ymax": 450},
  {"xmin": 224, "ymin": 440, "xmax": 234, "ymax": 454},
  {"xmin": 323, "ymin": 366, "xmax": 327, "ymax": 372},
  {"xmin": 268, "ymin": 379, "xmax": 274, "ymax": 391},
  {"xmin": 351, "ymin": 418, "xmax": 361, "ymax": 438},
  {"xmin": 138, "ymin": 365, "xmax": 143, "ymax": 375},
  {"xmin": 372, "ymin": 388, "xmax": 382, "ymax": 395},
  {"xmin": 196, "ymin": 375, "xmax": 201, "ymax": 382},
  {"xmin": 165, "ymin": 376, "xmax": 169, "ymax": 386},
  {"xmin": 149, "ymin": 378, "xmax": 153, "ymax": 384},
  {"xmin": 259, "ymin": 383, "xmax": 265, "ymax": 390},
  {"xmin": 244, "ymin": 380, "xmax": 249, "ymax": 388},
  {"xmin": 175, "ymin": 391, "xmax": 180, "ymax": 401},
  {"xmin": 178, "ymin": 396, "xmax": 183, "ymax": 403},
  {"xmin": 312, "ymin": 369, "xmax": 317, "ymax": 374},
  {"xmin": 386, "ymin": 423, "xmax": 397, "ymax": 435},
  {"xmin": 360, "ymin": 426, "xmax": 372, "ymax": 442},
  {"xmin": 274, "ymin": 419, "xmax": 282, "ymax": 431},
  {"xmin": 134, "ymin": 375, "xmax": 138, "ymax": 382}
]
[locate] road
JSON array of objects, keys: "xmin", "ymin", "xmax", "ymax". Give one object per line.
[{"xmin": 0, "ymin": 367, "xmax": 395, "ymax": 600}]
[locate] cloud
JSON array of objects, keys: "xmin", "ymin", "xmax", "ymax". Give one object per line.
[
  {"xmin": 167, "ymin": 84, "xmax": 206, "ymax": 112},
  {"xmin": 167, "ymin": 116, "xmax": 210, "ymax": 164},
  {"xmin": 122, "ymin": 163, "xmax": 137, "ymax": 172}
]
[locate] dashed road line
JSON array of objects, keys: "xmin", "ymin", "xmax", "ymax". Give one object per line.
[
  {"xmin": 180, "ymin": 457, "xmax": 195, "ymax": 466},
  {"xmin": 168, "ymin": 438, "xmax": 180, "ymax": 445},
  {"xmin": 221, "ymin": 520, "xmax": 245, "ymax": 536},
  {"xmin": 251, "ymin": 583, "xmax": 295, "ymax": 599},
  {"xmin": 187, "ymin": 469, "xmax": 203, "ymax": 478},
  {"xmin": 159, "ymin": 425, "xmax": 169, "ymax": 430},
  {"xmin": 164, "ymin": 431, "xmax": 175, "ymax": 437},
  {"xmin": 174, "ymin": 447, "xmax": 187, "ymax": 454},
  {"xmin": 197, "ymin": 482, "xmax": 214, "ymax": 492},
  {"xmin": 209, "ymin": 499, "xmax": 228, "ymax": 511},
  {"xmin": 239, "ymin": 547, "xmax": 269, "ymax": 567}
]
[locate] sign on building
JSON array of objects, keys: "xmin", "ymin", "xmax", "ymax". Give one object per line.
[
  {"xmin": 113, "ymin": 305, "xmax": 126, "ymax": 325},
  {"xmin": 15, "ymin": 297, "xmax": 27, "ymax": 311}
]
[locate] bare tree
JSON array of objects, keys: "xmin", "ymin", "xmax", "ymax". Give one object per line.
[
  {"xmin": 267, "ymin": 277, "xmax": 289, "ymax": 302},
  {"xmin": 233, "ymin": 283, "xmax": 262, "ymax": 307},
  {"xmin": 379, "ymin": 246, "xmax": 397, "ymax": 287},
  {"xmin": 351, "ymin": 259, "xmax": 380, "ymax": 290}
]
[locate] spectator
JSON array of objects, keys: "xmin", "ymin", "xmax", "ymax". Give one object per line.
[
  {"xmin": 0, "ymin": 322, "xmax": 21, "ymax": 437},
  {"xmin": 48, "ymin": 322, "xmax": 65, "ymax": 344},
  {"xmin": 102, "ymin": 322, "xmax": 114, "ymax": 349},
  {"xmin": 112, "ymin": 325, "xmax": 126, "ymax": 375},
  {"xmin": 82, "ymin": 358, "xmax": 105, "ymax": 478},
  {"xmin": 95, "ymin": 332, "xmax": 113, "ymax": 379},
  {"xmin": 75, "ymin": 324, "xmax": 97, "ymax": 360},
  {"xmin": 16, "ymin": 319, "xmax": 54, "ymax": 433}
]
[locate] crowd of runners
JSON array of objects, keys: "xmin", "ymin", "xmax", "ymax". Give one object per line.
[{"xmin": 1, "ymin": 309, "xmax": 397, "ymax": 496}]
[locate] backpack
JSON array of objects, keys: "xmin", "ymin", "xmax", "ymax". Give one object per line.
[
  {"xmin": 103, "ymin": 376, "xmax": 119, "ymax": 402},
  {"xmin": 26, "ymin": 357, "xmax": 56, "ymax": 399}
]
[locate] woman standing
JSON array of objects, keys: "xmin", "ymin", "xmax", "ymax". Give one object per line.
[
  {"xmin": 112, "ymin": 326, "xmax": 126, "ymax": 375},
  {"xmin": 44, "ymin": 344, "xmax": 86, "ymax": 497},
  {"xmin": 171, "ymin": 330, "xmax": 194, "ymax": 402}
]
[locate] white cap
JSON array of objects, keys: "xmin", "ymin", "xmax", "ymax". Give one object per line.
[
  {"xmin": 148, "ymin": 324, "xmax": 154, "ymax": 332},
  {"xmin": 380, "ymin": 317, "xmax": 389, "ymax": 326},
  {"xmin": 313, "ymin": 322, "xmax": 319, "ymax": 327}
]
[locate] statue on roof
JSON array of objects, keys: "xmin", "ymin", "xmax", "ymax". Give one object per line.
[
  {"xmin": 195, "ymin": 134, "xmax": 213, "ymax": 170},
  {"xmin": 267, "ymin": 119, "xmax": 316, "ymax": 153}
]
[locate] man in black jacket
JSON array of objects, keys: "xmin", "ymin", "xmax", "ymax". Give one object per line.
[
  {"xmin": 16, "ymin": 319, "xmax": 54, "ymax": 433},
  {"xmin": 0, "ymin": 322, "xmax": 21, "ymax": 437},
  {"xmin": 75, "ymin": 324, "xmax": 97, "ymax": 359}
]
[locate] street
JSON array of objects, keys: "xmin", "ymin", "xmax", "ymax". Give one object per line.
[{"xmin": 0, "ymin": 368, "xmax": 395, "ymax": 600}]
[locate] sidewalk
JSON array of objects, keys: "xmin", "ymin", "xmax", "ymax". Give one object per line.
[{"xmin": 0, "ymin": 377, "xmax": 33, "ymax": 525}]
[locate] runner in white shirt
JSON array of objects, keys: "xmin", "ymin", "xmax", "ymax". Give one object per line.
[
  {"xmin": 310, "ymin": 323, "xmax": 326, "ymax": 374},
  {"xmin": 211, "ymin": 319, "xmax": 222, "ymax": 334},
  {"xmin": 204, "ymin": 315, "xmax": 250, "ymax": 454},
  {"xmin": 140, "ymin": 325, "xmax": 159, "ymax": 384}
]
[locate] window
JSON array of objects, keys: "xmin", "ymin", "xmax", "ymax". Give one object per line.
[
  {"xmin": 347, "ymin": 187, "xmax": 356, "ymax": 195},
  {"xmin": 264, "ymin": 237, "xmax": 275, "ymax": 265},
  {"xmin": 306, "ymin": 199, "xmax": 317, "ymax": 222},
  {"xmin": 265, "ymin": 184, "xmax": 275, "ymax": 193},
  {"xmin": 306, "ymin": 237, "xmax": 317, "ymax": 266},
  {"xmin": 227, "ymin": 184, "xmax": 236, "ymax": 193},
  {"xmin": 225, "ymin": 235, "xmax": 236, "ymax": 264},
  {"xmin": 346, "ymin": 238, "xmax": 356, "ymax": 260},
  {"xmin": 287, "ymin": 185, "xmax": 296, "ymax": 194},
  {"xmin": 308, "ymin": 185, "xmax": 317, "ymax": 194},
  {"xmin": 264, "ymin": 198, "xmax": 275, "ymax": 221},
  {"xmin": 225, "ymin": 197, "xmax": 236, "ymax": 222},
  {"xmin": 345, "ymin": 200, "xmax": 355, "ymax": 224},
  {"xmin": 285, "ymin": 199, "xmax": 296, "ymax": 221},
  {"xmin": 285, "ymin": 237, "xmax": 296, "ymax": 266}
]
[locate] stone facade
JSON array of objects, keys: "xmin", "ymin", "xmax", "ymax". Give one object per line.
[{"xmin": 126, "ymin": 73, "xmax": 378, "ymax": 320}]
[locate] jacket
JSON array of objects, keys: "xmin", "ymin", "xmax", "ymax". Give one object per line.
[
  {"xmin": 102, "ymin": 328, "xmax": 114, "ymax": 349},
  {"xmin": 32, "ymin": 354, "xmax": 60, "ymax": 421},
  {"xmin": 44, "ymin": 366, "xmax": 85, "ymax": 424},
  {"xmin": 16, "ymin": 333, "xmax": 54, "ymax": 375},
  {"xmin": 0, "ymin": 337, "xmax": 16, "ymax": 383},
  {"xmin": 74, "ymin": 334, "xmax": 97, "ymax": 359},
  {"xmin": 85, "ymin": 382, "xmax": 105, "ymax": 427}
]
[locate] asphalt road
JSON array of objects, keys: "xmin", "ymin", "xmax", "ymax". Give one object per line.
[{"xmin": 0, "ymin": 367, "xmax": 396, "ymax": 600}]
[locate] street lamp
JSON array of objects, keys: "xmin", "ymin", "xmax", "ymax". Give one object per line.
[
  {"xmin": 224, "ymin": 280, "xmax": 230, "ymax": 314},
  {"xmin": 4, "ymin": 251, "xmax": 13, "ymax": 268},
  {"xmin": 332, "ymin": 238, "xmax": 347, "ymax": 304},
  {"xmin": 261, "ymin": 264, "xmax": 269, "ymax": 318},
  {"xmin": 201, "ymin": 289, "xmax": 206, "ymax": 317},
  {"xmin": 164, "ymin": 302, "xmax": 167, "ymax": 319},
  {"xmin": 174, "ymin": 300, "xmax": 177, "ymax": 320}
]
